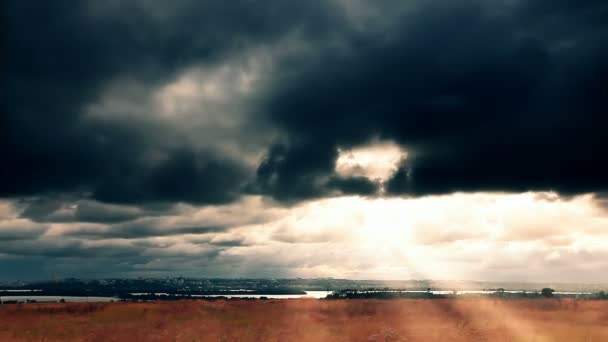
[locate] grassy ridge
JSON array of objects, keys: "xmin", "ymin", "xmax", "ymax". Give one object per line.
[{"xmin": 1, "ymin": 299, "xmax": 607, "ymax": 341}]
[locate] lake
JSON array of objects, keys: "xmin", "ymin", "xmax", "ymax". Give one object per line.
[
  {"xmin": 189, "ymin": 291, "xmax": 331, "ymax": 299},
  {"xmin": 0, "ymin": 291, "xmax": 332, "ymax": 303},
  {"xmin": 0, "ymin": 290, "xmax": 590, "ymax": 303},
  {"xmin": 0, "ymin": 296, "xmax": 118, "ymax": 303}
]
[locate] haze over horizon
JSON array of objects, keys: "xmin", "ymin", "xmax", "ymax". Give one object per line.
[{"xmin": 2, "ymin": 0, "xmax": 607, "ymax": 282}]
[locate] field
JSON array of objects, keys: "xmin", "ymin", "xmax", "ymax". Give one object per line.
[{"xmin": 1, "ymin": 299, "xmax": 607, "ymax": 341}]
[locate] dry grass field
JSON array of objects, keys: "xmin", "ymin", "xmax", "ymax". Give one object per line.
[{"xmin": 1, "ymin": 299, "xmax": 607, "ymax": 341}]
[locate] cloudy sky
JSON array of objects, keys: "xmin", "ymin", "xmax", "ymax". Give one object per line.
[{"xmin": 1, "ymin": 0, "xmax": 607, "ymax": 282}]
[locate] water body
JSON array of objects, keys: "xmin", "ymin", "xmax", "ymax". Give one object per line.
[
  {"xmin": 346, "ymin": 290, "xmax": 592, "ymax": 295},
  {"xmin": 0, "ymin": 291, "xmax": 331, "ymax": 303},
  {"xmin": 195, "ymin": 291, "xmax": 332, "ymax": 299},
  {"xmin": 131, "ymin": 291, "xmax": 332, "ymax": 299},
  {"xmin": 0, "ymin": 290, "xmax": 591, "ymax": 303},
  {"xmin": 0, "ymin": 296, "xmax": 118, "ymax": 303}
]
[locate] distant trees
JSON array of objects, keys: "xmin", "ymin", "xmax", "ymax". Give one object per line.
[{"xmin": 541, "ymin": 288, "xmax": 554, "ymax": 298}]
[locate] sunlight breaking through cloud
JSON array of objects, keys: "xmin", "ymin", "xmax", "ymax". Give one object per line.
[
  {"xmin": 2, "ymin": 192, "xmax": 608, "ymax": 281},
  {"xmin": 335, "ymin": 141, "xmax": 407, "ymax": 182}
]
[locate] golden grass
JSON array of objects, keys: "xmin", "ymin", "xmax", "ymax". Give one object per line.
[{"xmin": 1, "ymin": 299, "xmax": 607, "ymax": 341}]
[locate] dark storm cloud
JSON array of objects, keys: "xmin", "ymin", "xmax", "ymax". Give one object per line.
[
  {"xmin": 19, "ymin": 197, "xmax": 170, "ymax": 223},
  {"xmin": 2, "ymin": 0, "xmax": 607, "ymax": 207},
  {"xmin": 253, "ymin": 140, "xmax": 338, "ymax": 201},
  {"xmin": 0, "ymin": 237, "xmax": 223, "ymax": 280},
  {"xmin": 253, "ymin": 0, "xmax": 608, "ymax": 200},
  {"xmin": 19, "ymin": 198, "xmax": 64, "ymax": 222},
  {"xmin": 190, "ymin": 235, "xmax": 252, "ymax": 247},
  {"xmin": 64, "ymin": 222, "xmax": 227, "ymax": 240},
  {"xmin": 74, "ymin": 201, "xmax": 143, "ymax": 223},
  {"xmin": 326, "ymin": 176, "xmax": 380, "ymax": 196},
  {"xmin": 253, "ymin": 140, "xmax": 382, "ymax": 201},
  {"xmin": 595, "ymin": 193, "xmax": 608, "ymax": 210},
  {"xmin": 207, "ymin": 239, "xmax": 250, "ymax": 247},
  {"xmin": 0, "ymin": 223, "xmax": 46, "ymax": 241},
  {"xmin": 0, "ymin": 239, "xmax": 140, "ymax": 258},
  {"xmin": 1, "ymin": 0, "xmax": 343, "ymax": 204},
  {"xmin": 92, "ymin": 149, "xmax": 249, "ymax": 204}
]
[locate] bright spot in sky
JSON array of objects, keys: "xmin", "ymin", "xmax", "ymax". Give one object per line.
[
  {"xmin": 335, "ymin": 140, "xmax": 407, "ymax": 181},
  {"xmin": 241, "ymin": 192, "xmax": 608, "ymax": 281}
]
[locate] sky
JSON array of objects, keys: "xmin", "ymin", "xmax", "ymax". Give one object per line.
[{"xmin": 1, "ymin": 0, "xmax": 607, "ymax": 282}]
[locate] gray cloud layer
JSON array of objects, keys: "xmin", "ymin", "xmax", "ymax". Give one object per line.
[{"xmin": 3, "ymin": 193, "xmax": 608, "ymax": 282}]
